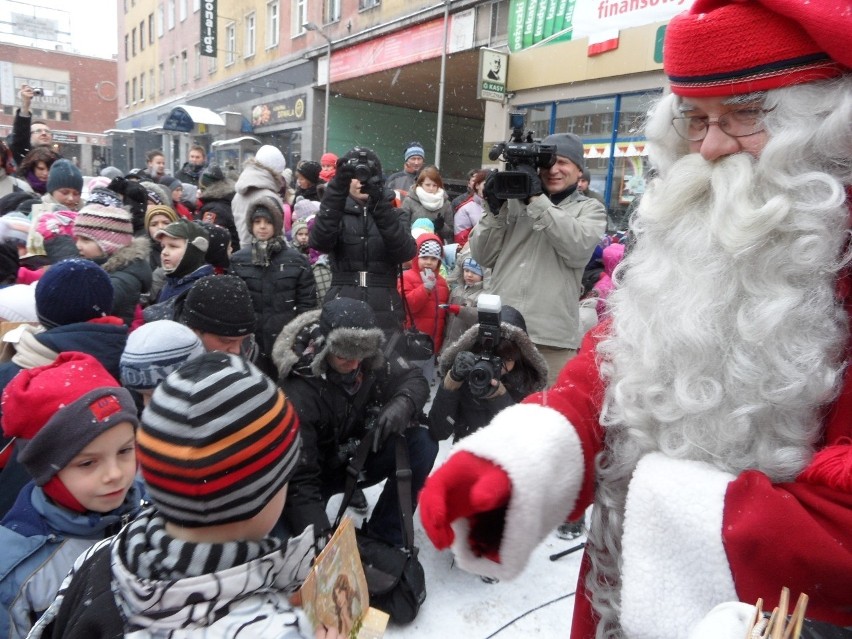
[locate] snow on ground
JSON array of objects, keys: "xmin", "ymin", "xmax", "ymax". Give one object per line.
[{"xmin": 327, "ymin": 435, "xmax": 586, "ymax": 639}]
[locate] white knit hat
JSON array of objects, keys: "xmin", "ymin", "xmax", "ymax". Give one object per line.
[
  {"xmin": 0, "ymin": 284, "xmax": 37, "ymax": 322},
  {"xmin": 255, "ymin": 145, "xmax": 287, "ymax": 175}
]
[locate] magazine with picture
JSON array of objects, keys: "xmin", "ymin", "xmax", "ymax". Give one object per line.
[{"xmin": 300, "ymin": 516, "xmax": 388, "ymax": 639}]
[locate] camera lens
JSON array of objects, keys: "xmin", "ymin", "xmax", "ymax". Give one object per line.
[
  {"xmin": 32, "ymin": 88, "xmax": 43, "ymax": 96},
  {"xmin": 353, "ymin": 165, "xmax": 372, "ymax": 183}
]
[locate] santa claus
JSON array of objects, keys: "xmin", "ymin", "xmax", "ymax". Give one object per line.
[{"xmin": 418, "ymin": 1, "xmax": 852, "ymax": 637}]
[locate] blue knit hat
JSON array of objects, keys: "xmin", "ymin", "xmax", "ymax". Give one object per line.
[
  {"xmin": 462, "ymin": 257, "xmax": 483, "ymax": 277},
  {"xmin": 404, "ymin": 143, "xmax": 425, "ymax": 162},
  {"xmin": 46, "ymin": 159, "xmax": 83, "ymax": 194},
  {"xmin": 35, "ymin": 258, "xmax": 114, "ymax": 328}
]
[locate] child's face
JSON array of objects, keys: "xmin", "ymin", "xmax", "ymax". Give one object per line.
[
  {"xmin": 419, "ymin": 177, "xmax": 439, "ymax": 194},
  {"xmin": 419, "ymin": 256, "xmax": 440, "ymax": 272},
  {"xmin": 147, "ymin": 214, "xmax": 172, "ymax": 239},
  {"xmin": 75, "ymin": 235, "xmax": 105, "ymax": 259},
  {"xmin": 463, "ymin": 268, "xmax": 483, "ymax": 285},
  {"xmin": 160, "ymin": 236, "xmax": 187, "ymax": 271},
  {"xmin": 34, "ymin": 161, "xmax": 50, "ymax": 181},
  {"xmin": 53, "ymin": 187, "xmax": 81, "ymax": 209},
  {"xmin": 252, "ymin": 217, "xmax": 275, "ymax": 241},
  {"xmin": 56, "ymin": 422, "xmax": 136, "ymax": 513},
  {"xmin": 321, "ymin": 162, "xmax": 335, "ymax": 172},
  {"xmin": 294, "ymin": 228, "xmax": 309, "ymax": 246},
  {"xmin": 171, "ymin": 185, "xmax": 184, "ymax": 202}
]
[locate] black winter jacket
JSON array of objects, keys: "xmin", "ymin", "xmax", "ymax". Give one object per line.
[
  {"xmin": 309, "ymin": 185, "xmax": 415, "ymax": 333},
  {"xmin": 96, "ymin": 238, "xmax": 153, "ymax": 326},
  {"xmin": 197, "ymin": 180, "xmax": 239, "ymax": 251}
]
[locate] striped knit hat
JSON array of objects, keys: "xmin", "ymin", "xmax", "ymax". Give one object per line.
[
  {"xmin": 72, "ymin": 203, "xmax": 134, "ymax": 256},
  {"xmin": 138, "ymin": 352, "xmax": 301, "ymax": 527}
]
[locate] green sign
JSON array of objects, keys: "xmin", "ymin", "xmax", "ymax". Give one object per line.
[
  {"xmin": 508, "ymin": 0, "xmax": 576, "ymax": 52},
  {"xmin": 654, "ymin": 25, "xmax": 666, "ymax": 63}
]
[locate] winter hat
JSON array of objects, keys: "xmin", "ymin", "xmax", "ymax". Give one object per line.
[
  {"xmin": 317, "ymin": 297, "xmax": 385, "ymax": 363},
  {"xmin": 320, "ymin": 152, "xmax": 338, "ymax": 167},
  {"xmin": 144, "ymin": 204, "xmax": 179, "ymax": 230},
  {"xmin": 254, "ymin": 145, "xmax": 287, "ymax": 175},
  {"xmin": 541, "ymin": 133, "xmax": 585, "ymax": 171},
  {"xmin": 404, "ymin": 143, "xmax": 425, "ymax": 163},
  {"xmin": 85, "ymin": 186, "xmax": 124, "ymax": 210},
  {"xmin": 181, "ymin": 182, "xmax": 198, "ymax": 203},
  {"xmin": 0, "ymin": 244, "xmax": 20, "ymax": 284},
  {"xmin": 1, "ymin": 351, "xmax": 138, "ymax": 487},
  {"xmin": 293, "ymin": 198, "xmax": 320, "ymax": 222},
  {"xmin": 99, "ymin": 166, "xmax": 123, "ymax": 180},
  {"xmin": 72, "ymin": 204, "xmax": 134, "ymax": 256},
  {"xmin": 282, "ymin": 168, "xmax": 294, "ymax": 188},
  {"xmin": 182, "ymin": 274, "xmax": 256, "ymax": 336},
  {"xmin": 87, "ymin": 176, "xmax": 112, "ymax": 192},
  {"xmin": 159, "ymin": 175, "xmax": 182, "ymax": 191},
  {"xmin": 36, "ymin": 210, "xmax": 77, "ymax": 241},
  {"xmin": 664, "ymin": 0, "xmax": 851, "ymax": 98},
  {"xmin": 107, "ymin": 177, "xmax": 149, "ymax": 220},
  {"xmin": 125, "ymin": 167, "xmax": 148, "ymax": 180},
  {"xmin": 296, "ymin": 160, "xmax": 322, "ymax": 185},
  {"xmin": 35, "ymin": 258, "xmax": 114, "ymax": 327},
  {"xmin": 250, "ymin": 206, "xmax": 274, "ymax": 224},
  {"xmin": 137, "ymin": 352, "xmax": 301, "ymax": 527},
  {"xmin": 462, "ymin": 257, "xmax": 483, "ymax": 278},
  {"xmin": 0, "ymin": 192, "xmax": 38, "ymax": 216},
  {"xmin": 143, "ymin": 181, "xmax": 172, "ymax": 207},
  {"xmin": 0, "ymin": 212, "xmax": 32, "ymax": 246},
  {"xmin": 291, "ymin": 219, "xmax": 308, "ymax": 238},
  {"xmin": 0, "ymin": 284, "xmax": 36, "ymax": 322},
  {"xmin": 46, "ymin": 159, "xmax": 83, "ymax": 194},
  {"xmin": 199, "ymin": 164, "xmax": 225, "ymax": 188},
  {"xmin": 411, "ymin": 217, "xmax": 435, "ymax": 239},
  {"xmin": 120, "ymin": 320, "xmax": 205, "ymax": 391},
  {"xmin": 199, "ymin": 222, "xmax": 231, "ymax": 270},
  {"xmin": 418, "ymin": 238, "xmax": 443, "ymax": 259},
  {"xmin": 155, "ymin": 219, "xmax": 210, "ymax": 276}
]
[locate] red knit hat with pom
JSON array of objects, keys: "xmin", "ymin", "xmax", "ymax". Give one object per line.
[{"xmin": 664, "ymin": 0, "xmax": 850, "ymax": 97}]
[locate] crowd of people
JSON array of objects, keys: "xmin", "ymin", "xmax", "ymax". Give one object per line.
[{"xmin": 0, "ymin": 0, "xmax": 849, "ymax": 636}]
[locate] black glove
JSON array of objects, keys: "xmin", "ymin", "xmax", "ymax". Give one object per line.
[
  {"xmin": 516, "ymin": 163, "xmax": 543, "ymax": 202},
  {"xmin": 450, "ymin": 350, "xmax": 477, "ymax": 382},
  {"xmin": 434, "ymin": 213, "xmax": 445, "ymax": 233},
  {"xmin": 328, "ymin": 158, "xmax": 356, "ymax": 192},
  {"xmin": 373, "ymin": 395, "xmax": 414, "ymax": 452},
  {"xmin": 360, "ymin": 177, "xmax": 386, "ymax": 205},
  {"xmin": 482, "ymin": 169, "xmax": 506, "ymax": 214}
]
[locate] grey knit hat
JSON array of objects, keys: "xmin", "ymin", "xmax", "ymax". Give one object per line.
[{"xmin": 542, "ymin": 133, "xmax": 585, "ymax": 171}]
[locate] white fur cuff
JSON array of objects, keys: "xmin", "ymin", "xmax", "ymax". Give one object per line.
[
  {"xmin": 620, "ymin": 453, "xmax": 738, "ymax": 638},
  {"xmin": 448, "ymin": 403, "xmax": 584, "ymax": 580}
]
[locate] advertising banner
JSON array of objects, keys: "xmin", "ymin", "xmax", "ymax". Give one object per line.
[{"xmin": 201, "ymin": 0, "xmax": 217, "ymax": 57}]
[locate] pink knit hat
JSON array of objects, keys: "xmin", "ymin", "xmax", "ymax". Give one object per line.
[{"xmin": 72, "ymin": 204, "xmax": 134, "ymax": 255}]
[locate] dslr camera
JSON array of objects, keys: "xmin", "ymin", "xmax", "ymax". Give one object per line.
[
  {"xmin": 488, "ymin": 111, "xmax": 556, "ymax": 200},
  {"xmin": 346, "ymin": 149, "xmax": 382, "ymax": 186},
  {"xmin": 468, "ymin": 294, "xmax": 504, "ymax": 399}
]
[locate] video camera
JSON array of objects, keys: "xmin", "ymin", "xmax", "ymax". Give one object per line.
[
  {"xmin": 488, "ymin": 111, "xmax": 556, "ymax": 200},
  {"xmin": 345, "ymin": 149, "xmax": 382, "ymax": 186},
  {"xmin": 468, "ymin": 294, "xmax": 504, "ymax": 399}
]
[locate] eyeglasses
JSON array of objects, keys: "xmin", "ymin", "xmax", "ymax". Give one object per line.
[
  {"xmin": 31, "ymin": 128, "xmax": 51, "ymax": 135},
  {"xmin": 671, "ymin": 107, "xmax": 773, "ymax": 142}
]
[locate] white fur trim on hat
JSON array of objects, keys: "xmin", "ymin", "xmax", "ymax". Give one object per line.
[
  {"xmin": 255, "ymin": 145, "xmax": 287, "ymax": 175},
  {"xmin": 620, "ymin": 453, "xmax": 737, "ymax": 638},
  {"xmin": 448, "ymin": 403, "xmax": 584, "ymax": 580}
]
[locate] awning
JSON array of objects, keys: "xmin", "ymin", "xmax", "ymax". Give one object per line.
[
  {"xmin": 211, "ymin": 136, "xmax": 261, "ymax": 149},
  {"xmin": 162, "ymin": 105, "xmax": 226, "ymax": 132}
]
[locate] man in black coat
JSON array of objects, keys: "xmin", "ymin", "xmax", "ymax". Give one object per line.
[
  {"xmin": 272, "ymin": 297, "xmax": 437, "ymax": 548},
  {"xmin": 309, "ymin": 147, "xmax": 416, "ymax": 336}
]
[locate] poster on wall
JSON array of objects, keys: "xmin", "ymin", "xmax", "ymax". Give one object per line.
[{"xmin": 507, "ymin": 0, "xmax": 696, "ymax": 52}]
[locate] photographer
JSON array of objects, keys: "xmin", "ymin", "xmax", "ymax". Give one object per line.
[
  {"xmin": 8, "ymin": 85, "xmax": 55, "ymax": 166},
  {"xmin": 428, "ymin": 298, "xmax": 548, "ymax": 443},
  {"xmin": 470, "ymin": 133, "xmax": 607, "ymax": 384},
  {"xmin": 310, "ymin": 146, "xmax": 416, "ymax": 335},
  {"xmin": 272, "ymin": 297, "xmax": 437, "ymax": 549}
]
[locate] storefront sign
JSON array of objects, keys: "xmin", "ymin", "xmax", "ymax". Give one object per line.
[
  {"xmin": 507, "ymin": 0, "xmax": 694, "ymax": 52},
  {"xmin": 478, "ymin": 49, "xmax": 508, "ymax": 102},
  {"xmin": 51, "ymin": 132, "xmax": 78, "ymax": 143},
  {"xmin": 251, "ymin": 95, "xmax": 307, "ymax": 127},
  {"xmin": 201, "ymin": 0, "xmax": 217, "ymax": 58}
]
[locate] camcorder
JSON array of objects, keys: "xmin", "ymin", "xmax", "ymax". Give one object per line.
[
  {"xmin": 488, "ymin": 111, "xmax": 556, "ymax": 200},
  {"xmin": 468, "ymin": 294, "xmax": 504, "ymax": 399},
  {"xmin": 346, "ymin": 149, "xmax": 383, "ymax": 187}
]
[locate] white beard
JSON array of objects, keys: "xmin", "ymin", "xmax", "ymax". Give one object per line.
[{"xmin": 584, "ymin": 151, "xmax": 850, "ymax": 638}]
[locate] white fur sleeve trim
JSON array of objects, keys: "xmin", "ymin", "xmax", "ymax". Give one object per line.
[
  {"xmin": 620, "ymin": 453, "xmax": 738, "ymax": 639},
  {"xmin": 447, "ymin": 403, "xmax": 584, "ymax": 580}
]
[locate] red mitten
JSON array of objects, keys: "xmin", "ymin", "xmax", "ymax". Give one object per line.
[
  {"xmin": 419, "ymin": 451, "xmax": 512, "ymax": 554},
  {"xmin": 440, "ymin": 304, "xmax": 461, "ymax": 315}
]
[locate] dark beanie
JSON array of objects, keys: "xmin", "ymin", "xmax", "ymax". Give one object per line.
[
  {"xmin": 182, "ymin": 275, "xmax": 255, "ymax": 336},
  {"xmin": 316, "ymin": 297, "xmax": 384, "ymax": 362},
  {"xmin": 46, "ymin": 159, "xmax": 83, "ymax": 194},
  {"xmin": 200, "ymin": 165, "xmax": 225, "ymax": 188},
  {"xmin": 159, "ymin": 175, "xmax": 182, "ymax": 191},
  {"xmin": 155, "ymin": 219, "xmax": 210, "ymax": 278},
  {"xmin": 0, "ymin": 243, "xmax": 19, "ymax": 283},
  {"xmin": 35, "ymin": 258, "xmax": 114, "ymax": 328},
  {"xmin": 0, "ymin": 192, "xmax": 38, "ymax": 216},
  {"xmin": 296, "ymin": 161, "xmax": 322, "ymax": 185},
  {"xmin": 200, "ymin": 222, "xmax": 231, "ymax": 270}
]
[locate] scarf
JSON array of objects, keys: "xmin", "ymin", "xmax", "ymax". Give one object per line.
[
  {"xmin": 26, "ymin": 170, "xmax": 48, "ymax": 195},
  {"xmin": 251, "ymin": 237, "xmax": 284, "ymax": 267},
  {"xmin": 415, "ymin": 186, "xmax": 446, "ymax": 212}
]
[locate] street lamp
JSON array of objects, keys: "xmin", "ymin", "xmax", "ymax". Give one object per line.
[{"xmin": 303, "ymin": 22, "xmax": 332, "ymax": 154}]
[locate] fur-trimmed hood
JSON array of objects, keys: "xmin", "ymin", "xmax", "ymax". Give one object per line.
[
  {"xmin": 198, "ymin": 178, "xmax": 236, "ymax": 202},
  {"xmin": 272, "ymin": 309, "xmax": 385, "ymax": 380},
  {"xmin": 438, "ymin": 320, "xmax": 548, "ymax": 392},
  {"xmin": 100, "ymin": 236, "xmax": 151, "ymax": 273}
]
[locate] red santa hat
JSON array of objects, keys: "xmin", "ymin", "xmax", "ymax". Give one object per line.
[{"xmin": 664, "ymin": 0, "xmax": 851, "ymax": 97}]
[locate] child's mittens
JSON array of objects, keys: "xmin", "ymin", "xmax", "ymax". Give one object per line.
[{"xmin": 421, "ymin": 268, "xmax": 437, "ymax": 291}]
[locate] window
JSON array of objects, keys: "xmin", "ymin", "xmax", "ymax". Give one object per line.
[
  {"xmin": 167, "ymin": 0, "xmax": 175, "ymax": 30},
  {"xmin": 358, "ymin": 0, "xmax": 380, "ymax": 9},
  {"xmin": 124, "ymin": 80, "xmax": 130, "ymax": 106},
  {"xmin": 148, "ymin": 13, "xmax": 155, "ymax": 43},
  {"xmin": 323, "ymin": 0, "xmax": 340, "ymax": 23},
  {"xmin": 293, "ymin": 0, "xmax": 307, "ymax": 36},
  {"xmin": 149, "ymin": 69, "xmax": 155, "ymax": 97},
  {"xmin": 179, "ymin": 0, "xmax": 187, "ymax": 21},
  {"xmin": 193, "ymin": 0, "xmax": 200, "ymax": 11},
  {"xmin": 157, "ymin": 4, "xmax": 164, "ymax": 36},
  {"xmin": 131, "ymin": 27, "xmax": 136, "ymax": 55},
  {"xmin": 124, "ymin": 34, "xmax": 129, "ymax": 61},
  {"xmin": 139, "ymin": 73, "xmax": 145, "ymax": 101},
  {"xmin": 159, "ymin": 62, "xmax": 165, "ymax": 94},
  {"xmin": 208, "ymin": 53, "xmax": 217, "ymax": 74},
  {"xmin": 194, "ymin": 43, "xmax": 201, "ymax": 78},
  {"xmin": 225, "ymin": 22, "xmax": 236, "ymax": 65},
  {"xmin": 266, "ymin": 1, "xmax": 279, "ymax": 47},
  {"xmin": 181, "ymin": 50, "xmax": 188, "ymax": 84},
  {"xmin": 245, "ymin": 12, "xmax": 256, "ymax": 57},
  {"xmin": 139, "ymin": 20, "xmax": 145, "ymax": 50},
  {"xmin": 131, "ymin": 77, "xmax": 137, "ymax": 103},
  {"xmin": 170, "ymin": 57, "xmax": 177, "ymax": 91}
]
